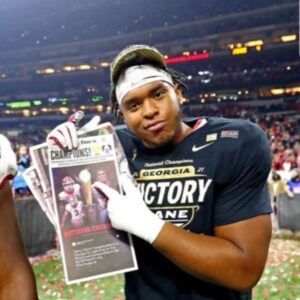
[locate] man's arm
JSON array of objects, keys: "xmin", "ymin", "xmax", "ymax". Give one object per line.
[
  {"xmin": 96, "ymin": 174, "xmax": 272, "ymax": 292},
  {"xmin": 0, "ymin": 182, "xmax": 38, "ymax": 299},
  {"xmin": 61, "ymin": 209, "xmax": 69, "ymax": 229},
  {"xmin": 153, "ymin": 214, "xmax": 271, "ymax": 291}
]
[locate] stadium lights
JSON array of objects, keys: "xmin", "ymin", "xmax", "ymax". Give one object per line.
[
  {"xmin": 232, "ymin": 47, "xmax": 248, "ymax": 55},
  {"xmin": 6, "ymin": 101, "xmax": 31, "ymax": 109},
  {"xmin": 78, "ymin": 65, "xmax": 91, "ymax": 70},
  {"xmin": 22, "ymin": 110, "xmax": 30, "ymax": 117},
  {"xmin": 44, "ymin": 68, "xmax": 55, "ymax": 74},
  {"xmin": 33, "ymin": 100, "xmax": 42, "ymax": 106},
  {"xmin": 165, "ymin": 53, "xmax": 210, "ymax": 64},
  {"xmin": 270, "ymin": 88, "xmax": 284, "ymax": 95},
  {"xmin": 244, "ymin": 40, "xmax": 264, "ymax": 47},
  {"xmin": 281, "ymin": 34, "xmax": 297, "ymax": 42},
  {"xmin": 286, "ymin": 86, "xmax": 300, "ymax": 94},
  {"xmin": 59, "ymin": 107, "xmax": 69, "ymax": 114},
  {"xmin": 64, "ymin": 66, "xmax": 75, "ymax": 72},
  {"xmin": 96, "ymin": 105, "xmax": 104, "ymax": 112},
  {"xmin": 99, "ymin": 62, "xmax": 109, "ymax": 67},
  {"xmin": 271, "ymin": 86, "xmax": 300, "ymax": 95}
]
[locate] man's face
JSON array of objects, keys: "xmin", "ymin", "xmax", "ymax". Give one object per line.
[
  {"xmin": 63, "ymin": 181, "xmax": 75, "ymax": 193},
  {"xmin": 69, "ymin": 195, "xmax": 78, "ymax": 206},
  {"xmin": 120, "ymin": 81, "xmax": 183, "ymax": 149},
  {"xmin": 97, "ymin": 170, "xmax": 108, "ymax": 183}
]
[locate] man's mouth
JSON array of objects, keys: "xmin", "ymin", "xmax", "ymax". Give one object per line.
[{"xmin": 144, "ymin": 120, "xmax": 166, "ymax": 132}]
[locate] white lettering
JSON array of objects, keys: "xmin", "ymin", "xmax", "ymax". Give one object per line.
[
  {"xmin": 167, "ymin": 181, "xmax": 182, "ymax": 204},
  {"xmin": 139, "ymin": 179, "xmax": 212, "ymax": 205},
  {"xmin": 156, "ymin": 182, "xmax": 170, "ymax": 204},
  {"xmin": 198, "ymin": 179, "xmax": 212, "ymax": 203},
  {"xmin": 144, "ymin": 182, "xmax": 157, "ymax": 204},
  {"xmin": 181, "ymin": 180, "xmax": 197, "ymax": 203}
]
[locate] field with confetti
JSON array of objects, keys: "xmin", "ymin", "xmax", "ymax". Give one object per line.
[{"xmin": 32, "ymin": 235, "xmax": 300, "ymax": 300}]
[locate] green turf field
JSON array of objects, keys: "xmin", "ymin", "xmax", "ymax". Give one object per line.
[{"xmin": 32, "ymin": 236, "xmax": 300, "ymax": 300}]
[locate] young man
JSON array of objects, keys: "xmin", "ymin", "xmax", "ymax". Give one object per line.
[
  {"xmin": 48, "ymin": 45, "xmax": 272, "ymax": 300},
  {"xmin": 0, "ymin": 134, "xmax": 38, "ymax": 299},
  {"xmin": 58, "ymin": 176, "xmax": 82, "ymax": 210}
]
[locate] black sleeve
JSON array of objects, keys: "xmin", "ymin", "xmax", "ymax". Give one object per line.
[{"xmin": 214, "ymin": 121, "xmax": 272, "ymax": 226}]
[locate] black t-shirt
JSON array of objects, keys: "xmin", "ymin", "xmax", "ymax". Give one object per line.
[{"xmin": 116, "ymin": 117, "xmax": 272, "ymax": 300}]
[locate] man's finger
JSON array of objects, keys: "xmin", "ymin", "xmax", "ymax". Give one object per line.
[
  {"xmin": 68, "ymin": 110, "xmax": 85, "ymax": 126},
  {"xmin": 58, "ymin": 122, "xmax": 77, "ymax": 150},
  {"xmin": 78, "ymin": 116, "xmax": 101, "ymax": 134},
  {"xmin": 47, "ymin": 130, "xmax": 67, "ymax": 148},
  {"xmin": 93, "ymin": 181, "xmax": 118, "ymax": 198},
  {"xmin": 120, "ymin": 174, "xmax": 138, "ymax": 195}
]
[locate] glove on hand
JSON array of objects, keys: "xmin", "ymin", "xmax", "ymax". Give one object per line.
[
  {"xmin": 93, "ymin": 174, "xmax": 165, "ymax": 244},
  {"xmin": 0, "ymin": 134, "xmax": 18, "ymax": 189},
  {"xmin": 47, "ymin": 111, "xmax": 101, "ymax": 150}
]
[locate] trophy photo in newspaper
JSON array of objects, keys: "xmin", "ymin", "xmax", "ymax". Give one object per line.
[
  {"xmin": 29, "ymin": 122, "xmax": 137, "ymax": 284},
  {"xmin": 49, "ymin": 130, "xmax": 137, "ymax": 284}
]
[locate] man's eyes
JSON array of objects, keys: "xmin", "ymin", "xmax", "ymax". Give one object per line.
[
  {"xmin": 127, "ymin": 102, "xmax": 140, "ymax": 111},
  {"xmin": 154, "ymin": 89, "xmax": 166, "ymax": 99}
]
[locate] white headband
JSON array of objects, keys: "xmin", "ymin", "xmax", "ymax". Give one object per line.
[{"xmin": 115, "ymin": 65, "xmax": 174, "ymax": 105}]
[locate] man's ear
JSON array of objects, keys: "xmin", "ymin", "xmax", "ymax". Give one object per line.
[
  {"xmin": 118, "ymin": 109, "xmax": 126, "ymax": 124},
  {"xmin": 174, "ymin": 84, "xmax": 183, "ymax": 100}
]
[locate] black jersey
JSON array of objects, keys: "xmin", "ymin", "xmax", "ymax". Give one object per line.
[{"xmin": 116, "ymin": 117, "xmax": 272, "ymax": 300}]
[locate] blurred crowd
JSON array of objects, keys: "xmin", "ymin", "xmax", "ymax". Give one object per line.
[{"xmin": 10, "ymin": 108, "xmax": 300, "ymax": 212}]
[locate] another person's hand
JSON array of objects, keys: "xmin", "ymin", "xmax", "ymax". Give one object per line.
[
  {"xmin": 93, "ymin": 174, "xmax": 165, "ymax": 244},
  {"xmin": 0, "ymin": 134, "xmax": 18, "ymax": 189},
  {"xmin": 47, "ymin": 111, "xmax": 101, "ymax": 150}
]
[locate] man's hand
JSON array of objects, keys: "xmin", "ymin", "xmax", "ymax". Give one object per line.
[
  {"xmin": 47, "ymin": 111, "xmax": 101, "ymax": 150},
  {"xmin": 0, "ymin": 134, "xmax": 18, "ymax": 190},
  {"xmin": 93, "ymin": 174, "xmax": 165, "ymax": 244}
]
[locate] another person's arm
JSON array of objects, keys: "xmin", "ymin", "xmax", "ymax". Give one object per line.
[
  {"xmin": 0, "ymin": 182, "xmax": 38, "ymax": 299},
  {"xmin": 61, "ymin": 209, "xmax": 69, "ymax": 229},
  {"xmin": 0, "ymin": 133, "xmax": 38, "ymax": 299}
]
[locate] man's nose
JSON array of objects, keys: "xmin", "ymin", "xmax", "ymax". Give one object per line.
[{"xmin": 142, "ymin": 99, "xmax": 158, "ymax": 118}]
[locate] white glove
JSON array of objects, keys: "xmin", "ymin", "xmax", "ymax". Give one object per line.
[
  {"xmin": 47, "ymin": 111, "xmax": 101, "ymax": 150},
  {"xmin": 0, "ymin": 134, "xmax": 18, "ymax": 189},
  {"xmin": 93, "ymin": 174, "xmax": 165, "ymax": 244}
]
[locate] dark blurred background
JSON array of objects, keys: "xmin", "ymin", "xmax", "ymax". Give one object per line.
[{"xmin": 0, "ymin": 0, "xmax": 299, "ymax": 176}]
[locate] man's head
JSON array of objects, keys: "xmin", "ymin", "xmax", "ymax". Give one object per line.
[
  {"xmin": 69, "ymin": 195, "xmax": 78, "ymax": 206},
  {"xmin": 110, "ymin": 45, "xmax": 189, "ymax": 149},
  {"xmin": 291, "ymin": 169, "xmax": 300, "ymax": 182},
  {"xmin": 62, "ymin": 176, "xmax": 75, "ymax": 193},
  {"xmin": 97, "ymin": 169, "xmax": 109, "ymax": 184}
]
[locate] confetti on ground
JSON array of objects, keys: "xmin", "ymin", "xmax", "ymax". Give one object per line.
[{"xmin": 32, "ymin": 234, "xmax": 300, "ymax": 300}]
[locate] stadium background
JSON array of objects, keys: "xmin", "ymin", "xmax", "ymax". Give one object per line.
[{"xmin": 0, "ymin": 0, "xmax": 299, "ymax": 299}]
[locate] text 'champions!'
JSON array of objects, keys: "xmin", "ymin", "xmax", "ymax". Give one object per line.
[{"xmin": 51, "ymin": 148, "xmax": 92, "ymax": 160}]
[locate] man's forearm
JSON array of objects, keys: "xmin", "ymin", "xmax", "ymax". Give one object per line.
[
  {"xmin": 153, "ymin": 215, "xmax": 271, "ymax": 291},
  {"xmin": 0, "ymin": 182, "xmax": 38, "ymax": 299}
]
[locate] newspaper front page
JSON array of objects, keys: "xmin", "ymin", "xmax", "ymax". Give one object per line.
[{"xmin": 27, "ymin": 123, "xmax": 138, "ymax": 284}]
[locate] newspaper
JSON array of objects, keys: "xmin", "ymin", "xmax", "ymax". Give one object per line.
[
  {"xmin": 29, "ymin": 143, "xmax": 56, "ymax": 223},
  {"xmin": 27, "ymin": 123, "xmax": 138, "ymax": 284},
  {"xmin": 23, "ymin": 166, "xmax": 56, "ymax": 227}
]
